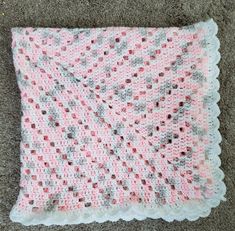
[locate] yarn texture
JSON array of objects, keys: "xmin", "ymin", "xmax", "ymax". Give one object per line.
[{"xmin": 10, "ymin": 18, "xmax": 226, "ymax": 226}]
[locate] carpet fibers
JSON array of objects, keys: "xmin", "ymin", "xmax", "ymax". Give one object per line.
[{"xmin": 0, "ymin": 0, "xmax": 234, "ymax": 230}]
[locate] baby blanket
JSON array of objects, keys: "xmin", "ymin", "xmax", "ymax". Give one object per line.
[{"xmin": 10, "ymin": 18, "xmax": 226, "ymax": 225}]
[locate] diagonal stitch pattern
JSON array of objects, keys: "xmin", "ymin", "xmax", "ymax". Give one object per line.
[{"xmin": 10, "ymin": 19, "xmax": 226, "ymax": 225}]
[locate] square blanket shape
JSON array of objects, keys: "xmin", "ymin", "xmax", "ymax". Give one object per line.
[{"xmin": 10, "ymin": 19, "xmax": 226, "ymax": 225}]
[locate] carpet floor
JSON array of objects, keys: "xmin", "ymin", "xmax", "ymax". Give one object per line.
[{"xmin": 0, "ymin": 0, "xmax": 234, "ymax": 230}]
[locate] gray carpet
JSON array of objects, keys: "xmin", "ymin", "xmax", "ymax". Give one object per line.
[{"xmin": 0, "ymin": 0, "xmax": 234, "ymax": 230}]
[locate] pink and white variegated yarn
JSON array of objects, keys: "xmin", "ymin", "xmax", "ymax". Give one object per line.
[{"xmin": 10, "ymin": 19, "xmax": 226, "ymax": 225}]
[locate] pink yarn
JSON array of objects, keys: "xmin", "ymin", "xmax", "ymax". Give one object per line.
[{"xmin": 10, "ymin": 19, "xmax": 226, "ymax": 225}]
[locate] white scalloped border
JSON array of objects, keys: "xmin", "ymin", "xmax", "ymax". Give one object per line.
[{"xmin": 9, "ymin": 18, "xmax": 226, "ymax": 226}]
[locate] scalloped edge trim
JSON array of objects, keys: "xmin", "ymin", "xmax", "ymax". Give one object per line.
[{"xmin": 9, "ymin": 18, "xmax": 226, "ymax": 226}]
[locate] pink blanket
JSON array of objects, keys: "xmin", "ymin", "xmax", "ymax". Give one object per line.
[{"xmin": 10, "ymin": 18, "xmax": 226, "ymax": 225}]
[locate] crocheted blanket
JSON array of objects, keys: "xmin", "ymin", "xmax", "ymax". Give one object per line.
[{"xmin": 10, "ymin": 19, "xmax": 226, "ymax": 226}]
